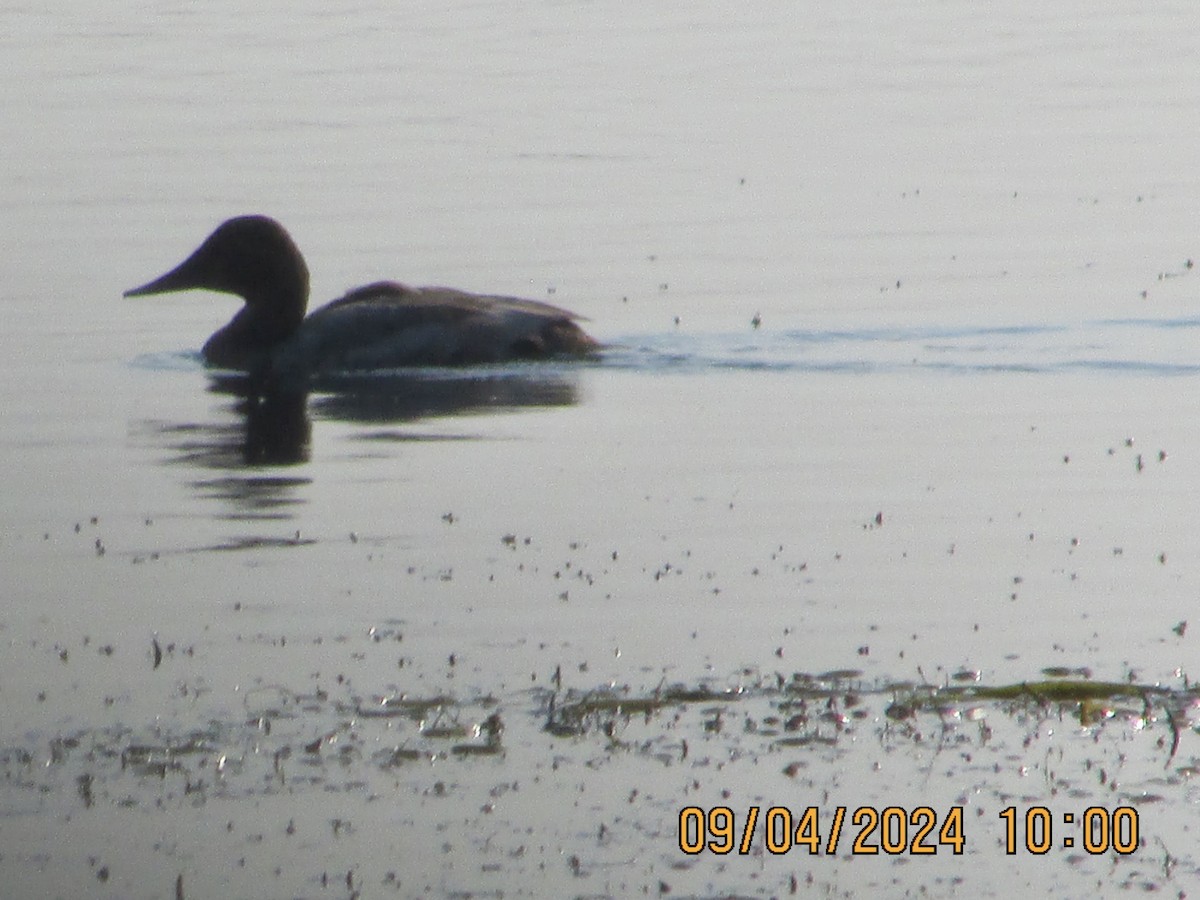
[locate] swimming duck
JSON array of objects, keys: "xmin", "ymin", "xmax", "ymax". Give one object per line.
[{"xmin": 125, "ymin": 215, "xmax": 598, "ymax": 377}]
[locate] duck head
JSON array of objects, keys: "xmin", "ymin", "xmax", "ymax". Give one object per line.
[{"xmin": 125, "ymin": 215, "xmax": 311, "ymax": 367}]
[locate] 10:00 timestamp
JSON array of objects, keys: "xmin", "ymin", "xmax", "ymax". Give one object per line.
[
  {"xmin": 677, "ymin": 804, "xmax": 1141, "ymax": 857},
  {"xmin": 999, "ymin": 806, "xmax": 1138, "ymax": 855}
]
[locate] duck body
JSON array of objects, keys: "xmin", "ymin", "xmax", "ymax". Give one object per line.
[
  {"xmin": 125, "ymin": 216, "xmax": 598, "ymax": 378},
  {"xmin": 278, "ymin": 281, "xmax": 598, "ymax": 373}
]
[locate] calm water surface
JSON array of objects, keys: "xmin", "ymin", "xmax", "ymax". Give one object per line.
[{"xmin": 4, "ymin": 2, "xmax": 1200, "ymax": 897}]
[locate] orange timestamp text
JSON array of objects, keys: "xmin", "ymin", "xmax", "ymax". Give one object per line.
[{"xmin": 678, "ymin": 805, "xmax": 965, "ymax": 856}]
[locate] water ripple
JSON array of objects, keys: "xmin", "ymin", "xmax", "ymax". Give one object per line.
[
  {"xmin": 605, "ymin": 317, "xmax": 1200, "ymax": 377},
  {"xmin": 130, "ymin": 317, "xmax": 1200, "ymax": 381}
]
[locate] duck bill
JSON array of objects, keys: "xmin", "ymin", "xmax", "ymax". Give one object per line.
[{"xmin": 123, "ymin": 253, "xmax": 205, "ymax": 298}]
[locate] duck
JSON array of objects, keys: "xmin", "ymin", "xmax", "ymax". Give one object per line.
[{"xmin": 124, "ymin": 215, "xmax": 599, "ymax": 378}]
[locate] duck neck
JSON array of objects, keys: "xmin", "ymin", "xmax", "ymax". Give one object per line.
[{"xmin": 203, "ymin": 281, "xmax": 308, "ymax": 369}]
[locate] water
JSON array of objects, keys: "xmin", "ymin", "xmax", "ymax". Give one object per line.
[{"xmin": 4, "ymin": 1, "xmax": 1200, "ymax": 897}]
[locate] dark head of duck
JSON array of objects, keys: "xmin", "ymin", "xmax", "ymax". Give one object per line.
[{"xmin": 125, "ymin": 215, "xmax": 310, "ymax": 370}]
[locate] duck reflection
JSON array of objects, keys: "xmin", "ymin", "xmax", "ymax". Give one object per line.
[
  {"xmin": 141, "ymin": 366, "xmax": 584, "ymax": 522},
  {"xmin": 305, "ymin": 370, "xmax": 583, "ymax": 424},
  {"xmin": 215, "ymin": 374, "xmax": 314, "ymax": 465},
  {"xmin": 151, "ymin": 374, "xmax": 312, "ymax": 472},
  {"xmin": 150, "ymin": 366, "xmax": 583, "ymax": 470}
]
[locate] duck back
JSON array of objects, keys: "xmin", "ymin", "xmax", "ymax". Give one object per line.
[{"xmin": 271, "ymin": 281, "xmax": 597, "ymax": 375}]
